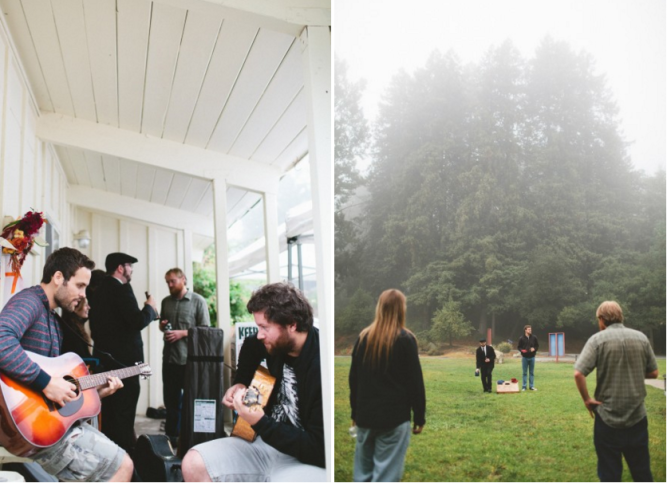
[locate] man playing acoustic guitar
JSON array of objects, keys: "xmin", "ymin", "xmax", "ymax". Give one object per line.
[
  {"xmin": 182, "ymin": 282, "xmax": 326, "ymax": 482},
  {"xmin": 0, "ymin": 248, "xmax": 134, "ymax": 481}
]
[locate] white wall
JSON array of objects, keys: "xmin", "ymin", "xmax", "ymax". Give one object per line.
[
  {"xmin": 0, "ymin": 21, "xmax": 68, "ymax": 304},
  {"xmin": 73, "ymin": 207, "xmax": 183, "ymax": 413},
  {"xmin": 0, "ymin": 17, "xmax": 182, "ymax": 413}
]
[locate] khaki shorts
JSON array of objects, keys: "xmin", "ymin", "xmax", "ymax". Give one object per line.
[
  {"xmin": 34, "ymin": 422, "xmax": 125, "ymax": 482},
  {"xmin": 193, "ymin": 436, "xmax": 326, "ymax": 482}
]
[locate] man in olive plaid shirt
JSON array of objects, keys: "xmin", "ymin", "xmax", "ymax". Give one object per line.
[{"xmin": 574, "ymin": 301, "xmax": 659, "ymax": 482}]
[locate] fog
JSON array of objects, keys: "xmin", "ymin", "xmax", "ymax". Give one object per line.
[{"xmin": 334, "ymin": 0, "xmax": 666, "ymax": 175}]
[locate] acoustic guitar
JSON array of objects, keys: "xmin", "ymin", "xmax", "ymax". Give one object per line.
[
  {"xmin": 0, "ymin": 351, "xmax": 151, "ymax": 457},
  {"xmin": 231, "ymin": 366, "xmax": 275, "ymax": 442}
]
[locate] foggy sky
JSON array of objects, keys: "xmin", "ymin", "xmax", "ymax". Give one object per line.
[{"xmin": 335, "ymin": 0, "xmax": 666, "ymax": 175}]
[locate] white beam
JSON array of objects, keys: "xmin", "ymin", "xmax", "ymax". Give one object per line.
[
  {"xmin": 37, "ymin": 113, "xmax": 281, "ymax": 194},
  {"xmin": 263, "ymin": 192, "xmax": 281, "ymax": 283},
  {"xmin": 300, "ymin": 25, "xmax": 332, "ymax": 478},
  {"xmin": 68, "ymin": 185, "xmax": 215, "ymax": 237},
  {"xmin": 153, "ymin": 0, "xmax": 330, "ymax": 33},
  {"xmin": 212, "ymin": 176, "xmax": 232, "ymax": 423}
]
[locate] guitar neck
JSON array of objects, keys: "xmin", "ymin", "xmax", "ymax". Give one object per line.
[{"xmin": 77, "ymin": 365, "xmax": 148, "ymax": 391}]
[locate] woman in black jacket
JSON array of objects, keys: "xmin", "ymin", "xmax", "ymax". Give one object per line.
[{"xmin": 349, "ymin": 289, "xmax": 426, "ymax": 482}]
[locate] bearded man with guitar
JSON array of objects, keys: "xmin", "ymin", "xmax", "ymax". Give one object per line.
[
  {"xmin": 182, "ymin": 282, "xmax": 326, "ymax": 482},
  {"xmin": 0, "ymin": 247, "xmax": 134, "ymax": 481}
]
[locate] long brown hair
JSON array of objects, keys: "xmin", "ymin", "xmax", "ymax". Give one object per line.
[{"xmin": 359, "ymin": 289, "xmax": 412, "ymax": 370}]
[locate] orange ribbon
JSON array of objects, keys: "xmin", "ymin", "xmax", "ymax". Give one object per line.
[{"xmin": 5, "ymin": 271, "xmax": 20, "ymax": 294}]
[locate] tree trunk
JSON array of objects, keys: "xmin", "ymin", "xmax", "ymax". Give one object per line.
[
  {"xmin": 491, "ymin": 312, "xmax": 496, "ymax": 343},
  {"xmin": 478, "ymin": 311, "xmax": 487, "ymax": 336},
  {"xmin": 649, "ymin": 328, "xmax": 654, "ymax": 349}
]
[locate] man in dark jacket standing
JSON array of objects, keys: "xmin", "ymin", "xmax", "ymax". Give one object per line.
[
  {"xmin": 181, "ymin": 283, "xmax": 325, "ymax": 482},
  {"xmin": 476, "ymin": 338, "xmax": 496, "ymax": 393},
  {"xmin": 89, "ymin": 252, "xmax": 158, "ymax": 452},
  {"xmin": 518, "ymin": 325, "xmax": 539, "ymax": 391}
]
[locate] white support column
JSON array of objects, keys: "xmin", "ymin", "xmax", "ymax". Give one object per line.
[
  {"xmin": 300, "ymin": 24, "xmax": 332, "ymax": 477},
  {"xmin": 212, "ymin": 176, "xmax": 232, "ymax": 420},
  {"xmin": 146, "ymin": 225, "xmax": 161, "ymax": 410},
  {"xmin": 0, "ymin": 44, "xmax": 7, "ymax": 308},
  {"xmin": 183, "ymin": 228, "xmax": 194, "ymax": 287},
  {"xmin": 91, "ymin": 213, "xmax": 103, "ymax": 268},
  {"xmin": 263, "ymin": 192, "xmax": 281, "ymax": 283}
]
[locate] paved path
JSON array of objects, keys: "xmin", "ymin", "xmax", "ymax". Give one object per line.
[{"xmin": 645, "ymin": 378, "xmax": 665, "ymax": 391}]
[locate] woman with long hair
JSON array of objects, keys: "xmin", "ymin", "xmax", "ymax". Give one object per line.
[{"xmin": 349, "ymin": 289, "xmax": 426, "ymax": 482}]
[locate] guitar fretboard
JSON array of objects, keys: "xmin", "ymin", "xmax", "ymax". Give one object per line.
[{"xmin": 76, "ymin": 364, "xmax": 150, "ymax": 390}]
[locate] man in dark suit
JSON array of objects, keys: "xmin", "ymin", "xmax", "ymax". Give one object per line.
[
  {"xmin": 475, "ymin": 338, "xmax": 496, "ymax": 393},
  {"xmin": 89, "ymin": 252, "xmax": 158, "ymax": 452}
]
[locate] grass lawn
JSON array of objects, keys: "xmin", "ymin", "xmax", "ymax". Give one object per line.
[{"xmin": 335, "ymin": 356, "xmax": 666, "ymax": 482}]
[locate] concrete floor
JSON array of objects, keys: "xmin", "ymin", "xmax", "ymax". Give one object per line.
[
  {"xmin": 135, "ymin": 414, "xmax": 164, "ymax": 437},
  {"xmin": 134, "ymin": 414, "xmax": 234, "ymax": 440}
]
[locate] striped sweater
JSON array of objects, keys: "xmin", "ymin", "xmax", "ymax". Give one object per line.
[{"xmin": 0, "ymin": 285, "xmax": 61, "ymax": 391}]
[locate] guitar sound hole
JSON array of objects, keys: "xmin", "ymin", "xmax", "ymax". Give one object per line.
[
  {"xmin": 63, "ymin": 376, "xmax": 80, "ymax": 398},
  {"xmin": 55, "ymin": 376, "xmax": 83, "ymax": 417}
]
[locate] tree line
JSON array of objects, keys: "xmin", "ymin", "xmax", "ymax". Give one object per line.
[{"xmin": 335, "ymin": 38, "xmax": 666, "ymax": 351}]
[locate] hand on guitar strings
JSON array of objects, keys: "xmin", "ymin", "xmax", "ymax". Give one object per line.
[
  {"xmin": 97, "ymin": 376, "xmax": 124, "ymax": 399},
  {"xmin": 43, "ymin": 377, "xmax": 78, "ymax": 406},
  {"xmin": 232, "ymin": 388, "xmax": 264, "ymax": 426},
  {"xmin": 223, "ymin": 383, "xmax": 246, "ymax": 409}
]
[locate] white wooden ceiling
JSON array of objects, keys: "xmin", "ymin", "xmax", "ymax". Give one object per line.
[{"xmin": 0, "ymin": 0, "xmax": 324, "ymax": 224}]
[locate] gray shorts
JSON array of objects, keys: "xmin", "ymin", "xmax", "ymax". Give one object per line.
[
  {"xmin": 33, "ymin": 422, "xmax": 125, "ymax": 482},
  {"xmin": 192, "ymin": 436, "xmax": 326, "ymax": 482}
]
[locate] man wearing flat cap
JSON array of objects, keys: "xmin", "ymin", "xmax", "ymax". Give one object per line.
[
  {"xmin": 90, "ymin": 252, "xmax": 159, "ymax": 452},
  {"xmin": 475, "ymin": 338, "xmax": 496, "ymax": 393}
]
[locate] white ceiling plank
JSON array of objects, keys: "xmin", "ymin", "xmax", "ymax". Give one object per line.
[
  {"xmin": 151, "ymin": 169, "xmax": 174, "ymax": 205},
  {"xmin": 83, "ymin": 150, "xmax": 106, "ymax": 191},
  {"xmin": 51, "ymin": 0, "xmax": 96, "ymax": 120},
  {"xmin": 66, "ymin": 147, "xmax": 91, "ymax": 187},
  {"xmin": 227, "ymin": 190, "xmax": 260, "ymax": 223},
  {"xmin": 69, "ymin": 185, "xmax": 214, "ymax": 237},
  {"xmin": 20, "ymin": 0, "xmax": 74, "ymax": 116},
  {"xmin": 184, "ymin": 19, "xmax": 257, "ymax": 148},
  {"xmin": 141, "ymin": 2, "xmax": 187, "ymax": 137},
  {"xmin": 164, "ymin": 173, "xmax": 191, "ymax": 209},
  {"xmin": 64, "ymin": 148, "xmax": 93, "ymax": 187},
  {"xmin": 180, "ymin": 178, "xmax": 210, "ymax": 212},
  {"xmin": 82, "ymin": 0, "xmax": 117, "ymax": 126},
  {"xmin": 37, "ymin": 113, "xmax": 282, "ymax": 193},
  {"xmin": 54, "ymin": 146, "xmax": 77, "ymax": 185},
  {"xmin": 102, "ymin": 154, "xmax": 121, "ymax": 194},
  {"xmin": 204, "ymin": 0, "xmax": 330, "ymax": 27},
  {"xmin": 251, "ymin": 88, "xmax": 306, "ymax": 164},
  {"xmin": 194, "ymin": 183, "xmax": 213, "ymax": 216},
  {"xmin": 230, "ymin": 39, "xmax": 302, "ymax": 158},
  {"xmin": 154, "ymin": 0, "xmax": 329, "ymax": 33},
  {"xmin": 0, "ymin": 0, "xmax": 53, "ymax": 111},
  {"xmin": 117, "ymin": 0, "xmax": 151, "ymax": 132},
  {"xmin": 268, "ymin": 126, "xmax": 308, "ymax": 170},
  {"xmin": 136, "ymin": 164, "xmax": 157, "ymax": 202},
  {"xmin": 226, "ymin": 186, "xmax": 245, "ymax": 211},
  {"xmin": 120, "ymin": 159, "xmax": 138, "ymax": 198},
  {"xmin": 162, "ymin": 9, "xmax": 223, "ymax": 143},
  {"xmin": 206, "ymin": 28, "xmax": 293, "ymax": 153}
]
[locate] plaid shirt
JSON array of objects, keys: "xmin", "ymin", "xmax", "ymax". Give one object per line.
[
  {"xmin": 160, "ymin": 290, "xmax": 210, "ymax": 365},
  {"xmin": 574, "ymin": 324, "xmax": 658, "ymax": 428}
]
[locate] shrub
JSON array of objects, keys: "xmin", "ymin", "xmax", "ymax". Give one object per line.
[{"xmin": 496, "ymin": 341, "xmax": 512, "ymax": 353}]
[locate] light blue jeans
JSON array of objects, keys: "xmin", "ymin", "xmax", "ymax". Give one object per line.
[
  {"xmin": 522, "ymin": 356, "xmax": 535, "ymax": 389},
  {"xmin": 354, "ymin": 421, "xmax": 412, "ymax": 482}
]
